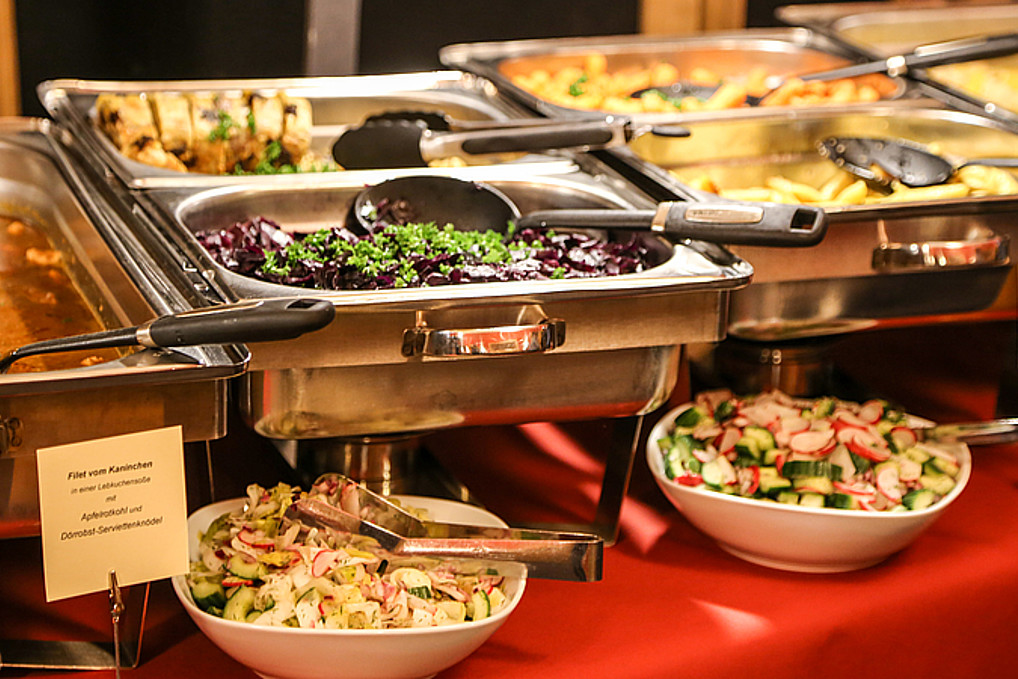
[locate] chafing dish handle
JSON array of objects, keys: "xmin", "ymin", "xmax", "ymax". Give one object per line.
[
  {"xmin": 871, "ymin": 233, "xmax": 1009, "ymax": 271},
  {"xmin": 401, "ymin": 319, "xmax": 565, "ymax": 357}
]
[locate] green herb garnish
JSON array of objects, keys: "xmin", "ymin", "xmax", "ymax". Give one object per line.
[
  {"xmin": 208, "ymin": 111, "xmax": 238, "ymax": 142},
  {"xmin": 568, "ymin": 73, "xmax": 589, "ymax": 97}
]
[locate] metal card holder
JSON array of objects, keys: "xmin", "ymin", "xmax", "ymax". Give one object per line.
[{"xmin": 0, "ymin": 571, "xmax": 147, "ymax": 672}]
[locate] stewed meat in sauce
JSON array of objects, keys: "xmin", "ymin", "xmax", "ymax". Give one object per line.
[{"xmin": 0, "ymin": 216, "xmax": 117, "ymax": 372}]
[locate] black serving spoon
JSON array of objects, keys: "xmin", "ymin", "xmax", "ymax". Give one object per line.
[
  {"xmin": 331, "ymin": 114, "xmax": 689, "ymax": 170},
  {"xmin": 816, "ymin": 136, "xmax": 1018, "ymax": 187},
  {"xmin": 0, "ymin": 298, "xmax": 335, "ymax": 374},
  {"xmin": 631, "ymin": 32, "xmax": 1018, "ymax": 105},
  {"xmin": 351, "ymin": 175, "xmax": 828, "ymax": 248}
]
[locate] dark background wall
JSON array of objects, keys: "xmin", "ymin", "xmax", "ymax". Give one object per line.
[{"xmin": 15, "ymin": 0, "xmax": 642, "ymax": 117}]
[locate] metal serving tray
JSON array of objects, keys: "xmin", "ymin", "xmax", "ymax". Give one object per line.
[
  {"xmin": 778, "ymin": 2, "xmax": 1018, "ymax": 127},
  {"xmin": 0, "ymin": 119, "xmax": 246, "ymax": 537},
  {"xmin": 439, "ymin": 27, "xmax": 914, "ymax": 124},
  {"xmin": 38, "ymin": 72, "xmax": 542, "ymax": 190},
  {"xmin": 610, "ymin": 105, "xmax": 1014, "ymax": 339},
  {"xmin": 134, "ymin": 157, "xmax": 752, "ymax": 439}
]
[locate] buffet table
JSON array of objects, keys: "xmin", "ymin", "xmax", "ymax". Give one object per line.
[{"xmin": 4, "ymin": 321, "xmax": 1017, "ymax": 679}]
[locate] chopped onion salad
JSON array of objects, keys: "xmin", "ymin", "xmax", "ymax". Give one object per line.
[
  {"xmin": 187, "ymin": 483, "xmax": 509, "ymax": 629},
  {"xmin": 657, "ymin": 390, "xmax": 963, "ymax": 512}
]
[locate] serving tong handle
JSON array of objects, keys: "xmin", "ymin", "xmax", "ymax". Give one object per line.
[
  {"xmin": 0, "ymin": 298, "xmax": 335, "ymax": 374},
  {"xmin": 285, "ymin": 475, "xmax": 603, "ymax": 582}
]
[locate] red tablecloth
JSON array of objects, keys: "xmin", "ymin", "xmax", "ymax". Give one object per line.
[{"xmin": 4, "ymin": 322, "xmax": 1018, "ymax": 679}]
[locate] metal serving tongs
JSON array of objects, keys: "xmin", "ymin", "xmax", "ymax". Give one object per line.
[{"xmin": 284, "ymin": 473, "xmax": 603, "ymax": 582}]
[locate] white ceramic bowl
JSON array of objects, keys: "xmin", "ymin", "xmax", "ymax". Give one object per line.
[
  {"xmin": 647, "ymin": 405, "xmax": 972, "ymax": 572},
  {"xmin": 172, "ymin": 496, "xmax": 527, "ymax": 679}
]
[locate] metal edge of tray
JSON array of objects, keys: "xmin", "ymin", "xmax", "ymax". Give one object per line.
[
  {"xmin": 438, "ymin": 26, "xmax": 918, "ymax": 123},
  {"xmin": 36, "ymin": 72, "xmax": 550, "ymax": 191},
  {"xmin": 129, "ymin": 155, "xmax": 754, "ymax": 316},
  {"xmin": 0, "ymin": 117, "xmax": 248, "ymax": 398},
  {"xmin": 776, "ymin": 2, "xmax": 1018, "ymax": 130},
  {"xmin": 590, "ymin": 103, "xmax": 1018, "ymax": 222}
]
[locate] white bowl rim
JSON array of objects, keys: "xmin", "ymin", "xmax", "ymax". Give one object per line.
[
  {"xmin": 646, "ymin": 401, "xmax": 972, "ymax": 520},
  {"xmin": 172, "ymin": 494, "xmax": 527, "ymax": 636}
]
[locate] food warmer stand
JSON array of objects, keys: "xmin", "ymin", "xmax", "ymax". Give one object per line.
[{"xmin": 441, "ymin": 27, "xmax": 1016, "ymax": 396}]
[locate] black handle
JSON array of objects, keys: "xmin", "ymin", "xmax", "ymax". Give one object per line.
[
  {"xmin": 143, "ymin": 298, "xmax": 335, "ymax": 348},
  {"xmin": 516, "ymin": 202, "xmax": 828, "ymax": 247},
  {"xmin": 427, "ymin": 120, "xmax": 626, "ymax": 159},
  {"xmin": 0, "ymin": 298, "xmax": 335, "ymax": 374},
  {"xmin": 662, "ymin": 202, "xmax": 828, "ymax": 247}
]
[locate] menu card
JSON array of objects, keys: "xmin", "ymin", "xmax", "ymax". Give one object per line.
[{"xmin": 35, "ymin": 426, "xmax": 189, "ymax": 602}]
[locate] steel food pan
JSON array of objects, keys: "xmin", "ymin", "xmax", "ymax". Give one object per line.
[
  {"xmin": 136, "ymin": 159, "xmax": 752, "ymax": 439},
  {"xmin": 0, "ymin": 118, "xmax": 247, "ymax": 537},
  {"xmin": 610, "ymin": 105, "xmax": 1015, "ymax": 339},
  {"xmin": 778, "ymin": 2, "xmax": 1018, "ymax": 127},
  {"xmin": 439, "ymin": 28, "xmax": 914, "ymax": 124},
  {"xmin": 37, "ymin": 72, "xmax": 546, "ymax": 190}
]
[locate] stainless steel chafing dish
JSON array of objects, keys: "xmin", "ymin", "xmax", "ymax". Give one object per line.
[
  {"xmin": 32, "ymin": 75, "xmax": 752, "ymax": 441},
  {"xmin": 439, "ymin": 28, "xmax": 915, "ymax": 124},
  {"xmin": 778, "ymin": 2, "xmax": 1018, "ymax": 128},
  {"xmin": 37, "ymin": 72, "xmax": 548, "ymax": 190},
  {"xmin": 0, "ymin": 118, "xmax": 246, "ymax": 537},
  {"xmin": 611, "ymin": 105, "xmax": 1014, "ymax": 339},
  {"xmin": 131, "ymin": 157, "xmax": 752, "ymax": 440}
]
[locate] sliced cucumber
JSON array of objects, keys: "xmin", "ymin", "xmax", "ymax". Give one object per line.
[
  {"xmin": 758, "ymin": 468, "xmax": 792, "ymax": 494},
  {"xmin": 793, "ymin": 476, "xmax": 835, "ymax": 495},
  {"xmin": 828, "ymin": 493, "xmax": 859, "ymax": 510},
  {"xmin": 743, "ymin": 425, "xmax": 776, "ymax": 452},
  {"xmin": 674, "ymin": 405, "xmax": 710, "ymax": 428},
  {"xmin": 227, "ymin": 553, "xmax": 265, "ymax": 581},
  {"xmin": 190, "ymin": 578, "xmax": 226, "ymax": 612},
  {"xmin": 782, "ymin": 459, "xmax": 842, "ymax": 481},
  {"xmin": 776, "ymin": 491, "xmax": 800, "ymax": 505},
  {"xmin": 920, "ymin": 473, "xmax": 957, "ymax": 495},
  {"xmin": 798, "ymin": 492, "xmax": 826, "ymax": 508},
  {"xmin": 902, "ymin": 488, "xmax": 938, "ymax": 510},
  {"xmin": 223, "ymin": 585, "xmax": 257, "ymax": 622}
]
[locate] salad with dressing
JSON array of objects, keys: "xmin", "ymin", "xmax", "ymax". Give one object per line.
[
  {"xmin": 186, "ymin": 482, "xmax": 509, "ymax": 629},
  {"xmin": 657, "ymin": 390, "xmax": 963, "ymax": 512}
]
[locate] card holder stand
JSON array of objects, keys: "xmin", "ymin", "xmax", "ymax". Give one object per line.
[{"xmin": 0, "ymin": 570, "xmax": 148, "ymax": 671}]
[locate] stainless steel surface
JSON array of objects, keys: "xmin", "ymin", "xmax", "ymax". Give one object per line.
[
  {"xmin": 290, "ymin": 474, "xmax": 602, "ymax": 581},
  {"xmin": 778, "ymin": 2, "xmax": 1018, "ymax": 126},
  {"xmin": 401, "ymin": 318, "xmax": 566, "ymax": 357},
  {"xmin": 439, "ymin": 28, "xmax": 914, "ymax": 124},
  {"xmin": 0, "ymin": 118, "xmax": 245, "ymax": 537},
  {"xmin": 615, "ymin": 105, "xmax": 1017, "ymax": 339},
  {"xmin": 135, "ymin": 160, "xmax": 750, "ymax": 438},
  {"xmin": 914, "ymin": 417, "xmax": 1018, "ymax": 446},
  {"xmin": 38, "ymin": 73, "xmax": 546, "ymax": 190}
]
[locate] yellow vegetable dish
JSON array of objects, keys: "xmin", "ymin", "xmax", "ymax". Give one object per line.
[
  {"xmin": 680, "ymin": 164, "xmax": 1018, "ymax": 207},
  {"xmin": 509, "ymin": 53, "xmax": 897, "ymax": 113}
]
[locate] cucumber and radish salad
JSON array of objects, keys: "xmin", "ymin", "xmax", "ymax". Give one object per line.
[
  {"xmin": 657, "ymin": 390, "xmax": 963, "ymax": 512},
  {"xmin": 186, "ymin": 482, "xmax": 509, "ymax": 629}
]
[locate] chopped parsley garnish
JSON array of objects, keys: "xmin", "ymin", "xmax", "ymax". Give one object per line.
[
  {"xmin": 208, "ymin": 111, "xmax": 238, "ymax": 142},
  {"xmin": 568, "ymin": 73, "xmax": 589, "ymax": 97}
]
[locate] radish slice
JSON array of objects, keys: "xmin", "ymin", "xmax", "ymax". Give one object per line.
[
  {"xmin": 833, "ymin": 409, "xmax": 869, "ymax": 429},
  {"xmin": 858, "ymin": 400, "xmax": 885, "ymax": 424},
  {"xmin": 714, "ymin": 427, "xmax": 741, "ymax": 455},
  {"xmin": 692, "ymin": 447, "xmax": 716, "ymax": 464},
  {"xmin": 311, "ymin": 549, "xmax": 341, "ymax": 578},
  {"xmin": 834, "ymin": 480, "xmax": 877, "ymax": 498},
  {"xmin": 876, "ymin": 465, "xmax": 902, "ymax": 503},
  {"xmin": 780, "ymin": 416, "xmax": 810, "ymax": 434},
  {"xmin": 846, "ymin": 429, "xmax": 892, "ymax": 462},
  {"xmin": 789, "ymin": 429, "xmax": 835, "ymax": 455},
  {"xmin": 889, "ymin": 426, "xmax": 918, "ymax": 451}
]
